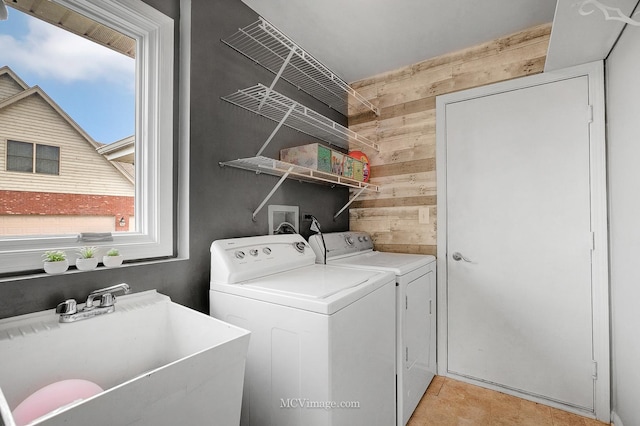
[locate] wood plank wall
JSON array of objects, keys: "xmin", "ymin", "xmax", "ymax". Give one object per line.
[{"xmin": 347, "ymin": 23, "xmax": 551, "ymax": 255}]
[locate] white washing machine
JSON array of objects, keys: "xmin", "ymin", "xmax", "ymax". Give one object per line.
[
  {"xmin": 210, "ymin": 234, "xmax": 396, "ymax": 426},
  {"xmin": 309, "ymin": 231, "xmax": 437, "ymax": 426}
]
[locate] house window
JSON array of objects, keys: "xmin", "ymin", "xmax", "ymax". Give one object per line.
[
  {"xmin": 7, "ymin": 141, "xmax": 60, "ymax": 175},
  {"xmin": 6, "ymin": 141, "xmax": 33, "ymax": 173},
  {"xmin": 0, "ymin": 0, "xmax": 174, "ymax": 274}
]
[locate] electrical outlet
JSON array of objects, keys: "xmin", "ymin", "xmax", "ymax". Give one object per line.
[{"xmin": 303, "ymin": 214, "xmax": 313, "ymax": 221}]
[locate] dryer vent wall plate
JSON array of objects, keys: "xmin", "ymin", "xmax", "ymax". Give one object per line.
[{"xmin": 268, "ymin": 205, "xmax": 299, "ymax": 235}]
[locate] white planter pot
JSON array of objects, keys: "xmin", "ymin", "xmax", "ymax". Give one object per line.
[
  {"xmin": 102, "ymin": 255, "xmax": 123, "ymax": 268},
  {"xmin": 44, "ymin": 259, "xmax": 69, "ymax": 275},
  {"xmin": 76, "ymin": 257, "xmax": 98, "ymax": 271}
]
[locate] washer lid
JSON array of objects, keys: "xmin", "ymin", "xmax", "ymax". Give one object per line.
[
  {"xmin": 211, "ymin": 264, "xmax": 395, "ymax": 314},
  {"xmin": 331, "ymin": 251, "xmax": 436, "ymax": 276},
  {"xmin": 243, "ymin": 264, "xmax": 378, "ymax": 299}
]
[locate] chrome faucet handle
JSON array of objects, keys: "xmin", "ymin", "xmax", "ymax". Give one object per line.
[
  {"xmin": 56, "ymin": 299, "xmax": 77, "ymax": 315},
  {"xmin": 100, "ymin": 293, "xmax": 115, "ymax": 308},
  {"xmin": 85, "ymin": 283, "xmax": 131, "ymax": 309}
]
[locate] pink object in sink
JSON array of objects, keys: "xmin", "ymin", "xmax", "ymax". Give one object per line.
[{"xmin": 12, "ymin": 379, "xmax": 103, "ymax": 425}]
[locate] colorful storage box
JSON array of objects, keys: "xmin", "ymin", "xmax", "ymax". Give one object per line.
[
  {"xmin": 331, "ymin": 150, "xmax": 344, "ymax": 175},
  {"xmin": 341, "ymin": 155, "xmax": 365, "ymax": 181},
  {"xmin": 352, "ymin": 159, "xmax": 364, "ymax": 181},
  {"xmin": 279, "ymin": 143, "xmax": 332, "ymax": 172},
  {"xmin": 343, "ymin": 156, "xmax": 355, "ymax": 178}
]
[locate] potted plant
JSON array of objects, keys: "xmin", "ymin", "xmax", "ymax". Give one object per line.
[
  {"xmin": 42, "ymin": 250, "xmax": 69, "ymax": 275},
  {"xmin": 76, "ymin": 246, "xmax": 99, "ymax": 271},
  {"xmin": 103, "ymin": 248, "xmax": 123, "ymax": 268}
]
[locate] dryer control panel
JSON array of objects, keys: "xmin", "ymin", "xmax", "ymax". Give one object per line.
[
  {"xmin": 211, "ymin": 234, "xmax": 315, "ymax": 284},
  {"xmin": 309, "ymin": 231, "xmax": 374, "ymax": 263}
]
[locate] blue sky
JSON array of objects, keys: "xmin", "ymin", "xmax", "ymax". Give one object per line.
[{"xmin": 0, "ymin": 8, "xmax": 135, "ymax": 144}]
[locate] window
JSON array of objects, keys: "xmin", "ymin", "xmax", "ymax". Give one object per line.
[
  {"xmin": 7, "ymin": 141, "xmax": 60, "ymax": 175},
  {"xmin": 0, "ymin": 0, "xmax": 174, "ymax": 274},
  {"xmin": 6, "ymin": 141, "xmax": 33, "ymax": 173},
  {"xmin": 36, "ymin": 144, "xmax": 60, "ymax": 175}
]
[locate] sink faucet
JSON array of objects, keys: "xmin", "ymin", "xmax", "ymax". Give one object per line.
[
  {"xmin": 84, "ymin": 283, "xmax": 130, "ymax": 309},
  {"xmin": 56, "ymin": 283, "xmax": 131, "ymax": 323}
]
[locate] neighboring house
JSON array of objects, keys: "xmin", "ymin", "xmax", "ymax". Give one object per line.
[{"xmin": 0, "ymin": 66, "xmax": 134, "ymax": 236}]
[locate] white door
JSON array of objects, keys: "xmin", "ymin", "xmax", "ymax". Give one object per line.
[{"xmin": 436, "ymin": 63, "xmax": 609, "ymax": 418}]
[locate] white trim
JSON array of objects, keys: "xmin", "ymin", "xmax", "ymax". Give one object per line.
[
  {"xmin": 0, "ymin": 0, "xmax": 175, "ymax": 273},
  {"xmin": 0, "ymin": 66, "xmax": 30, "ymax": 90},
  {"xmin": 178, "ymin": 0, "xmax": 191, "ymax": 259},
  {"xmin": 436, "ymin": 61, "xmax": 610, "ymax": 422}
]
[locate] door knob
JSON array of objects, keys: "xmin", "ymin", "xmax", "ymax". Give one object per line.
[{"xmin": 452, "ymin": 252, "xmax": 473, "ymax": 262}]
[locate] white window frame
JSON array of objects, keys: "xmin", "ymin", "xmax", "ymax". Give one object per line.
[{"xmin": 0, "ymin": 0, "xmax": 174, "ymax": 274}]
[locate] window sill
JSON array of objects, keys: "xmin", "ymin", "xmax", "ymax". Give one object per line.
[{"xmin": 0, "ymin": 256, "xmax": 188, "ymax": 284}]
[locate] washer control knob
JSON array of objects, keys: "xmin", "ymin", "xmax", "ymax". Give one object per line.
[
  {"xmin": 363, "ymin": 236, "xmax": 369, "ymax": 242},
  {"xmin": 262, "ymin": 247, "xmax": 271, "ymax": 255},
  {"xmin": 294, "ymin": 242, "xmax": 306, "ymax": 253},
  {"xmin": 345, "ymin": 236, "xmax": 355, "ymax": 246},
  {"xmin": 234, "ymin": 250, "xmax": 245, "ymax": 259},
  {"xmin": 358, "ymin": 236, "xmax": 364, "ymax": 242},
  {"xmin": 249, "ymin": 249, "xmax": 259, "ymax": 257}
]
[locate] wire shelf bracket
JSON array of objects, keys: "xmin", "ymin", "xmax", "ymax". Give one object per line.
[
  {"xmin": 256, "ymin": 104, "xmax": 294, "ymax": 157},
  {"xmin": 219, "ymin": 156, "xmax": 379, "ymax": 220},
  {"xmin": 251, "ymin": 166, "xmax": 293, "ymax": 221},
  {"xmin": 222, "ymin": 17, "xmax": 379, "ymax": 117},
  {"xmin": 334, "ymin": 187, "xmax": 367, "ymax": 220},
  {"xmin": 222, "ymin": 84, "xmax": 379, "ymax": 153}
]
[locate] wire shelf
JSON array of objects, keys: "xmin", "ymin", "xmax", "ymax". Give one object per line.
[
  {"xmin": 222, "ymin": 84, "xmax": 379, "ymax": 152},
  {"xmin": 222, "ymin": 17, "xmax": 378, "ymax": 117},
  {"xmin": 220, "ymin": 156, "xmax": 380, "ymax": 192}
]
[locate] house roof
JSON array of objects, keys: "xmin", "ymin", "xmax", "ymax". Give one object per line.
[
  {"xmin": 6, "ymin": 0, "xmax": 135, "ymax": 58},
  {"xmin": 0, "ymin": 85, "xmax": 101, "ymax": 149},
  {"xmin": 0, "ymin": 66, "xmax": 135, "ymax": 185},
  {"xmin": 0, "ymin": 66, "xmax": 29, "ymax": 91},
  {"xmin": 113, "ymin": 161, "xmax": 134, "ymax": 182},
  {"xmin": 96, "ymin": 135, "xmax": 135, "ymax": 164}
]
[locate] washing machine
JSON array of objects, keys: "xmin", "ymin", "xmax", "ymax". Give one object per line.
[
  {"xmin": 210, "ymin": 234, "xmax": 396, "ymax": 426},
  {"xmin": 309, "ymin": 231, "xmax": 437, "ymax": 426}
]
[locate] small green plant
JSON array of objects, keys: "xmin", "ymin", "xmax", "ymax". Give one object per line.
[
  {"xmin": 42, "ymin": 250, "xmax": 67, "ymax": 262},
  {"xmin": 106, "ymin": 248, "xmax": 120, "ymax": 257},
  {"xmin": 77, "ymin": 246, "xmax": 98, "ymax": 259}
]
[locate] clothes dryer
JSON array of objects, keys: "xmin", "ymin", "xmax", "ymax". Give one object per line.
[
  {"xmin": 210, "ymin": 234, "xmax": 396, "ymax": 426},
  {"xmin": 309, "ymin": 231, "xmax": 436, "ymax": 426}
]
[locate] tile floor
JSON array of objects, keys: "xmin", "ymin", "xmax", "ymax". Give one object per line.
[{"xmin": 408, "ymin": 376, "xmax": 609, "ymax": 426}]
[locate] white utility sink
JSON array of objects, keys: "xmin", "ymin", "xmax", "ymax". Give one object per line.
[{"xmin": 0, "ymin": 290, "xmax": 250, "ymax": 426}]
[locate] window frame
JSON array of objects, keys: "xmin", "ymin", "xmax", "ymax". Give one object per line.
[
  {"xmin": 6, "ymin": 140, "xmax": 60, "ymax": 175},
  {"xmin": 35, "ymin": 143, "xmax": 60, "ymax": 175},
  {"xmin": 0, "ymin": 0, "xmax": 174, "ymax": 274},
  {"xmin": 6, "ymin": 140, "xmax": 35, "ymax": 173}
]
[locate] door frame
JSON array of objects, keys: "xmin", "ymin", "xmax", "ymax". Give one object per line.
[{"xmin": 435, "ymin": 61, "xmax": 610, "ymax": 421}]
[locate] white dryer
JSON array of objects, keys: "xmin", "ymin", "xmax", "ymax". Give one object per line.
[
  {"xmin": 210, "ymin": 234, "xmax": 396, "ymax": 426},
  {"xmin": 309, "ymin": 231, "xmax": 437, "ymax": 426}
]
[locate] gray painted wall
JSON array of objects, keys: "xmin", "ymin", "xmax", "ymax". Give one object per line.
[
  {"xmin": 606, "ymin": 22, "xmax": 640, "ymax": 426},
  {"xmin": 0, "ymin": 0, "xmax": 349, "ymax": 319}
]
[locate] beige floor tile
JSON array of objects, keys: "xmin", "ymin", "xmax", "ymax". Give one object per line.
[
  {"xmin": 584, "ymin": 419, "xmax": 610, "ymax": 426},
  {"xmin": 517, "ymin": 399, "xmax": 553, "ymax": 426},
  {"xmin": 410, "ymin": 376, "xmax": 611, "ymax": 426},
  {"xmin": 550, "ymin": 407, "xmax": 589, "ymax": 426},
  {"xmin": 425, "ymin": 375, "xmax": 446, "ymax": 396}
]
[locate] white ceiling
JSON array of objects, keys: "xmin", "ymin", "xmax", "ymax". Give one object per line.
[{"xmin": 240, "ymin": 0, "xmax": 558, "ymax": 83}]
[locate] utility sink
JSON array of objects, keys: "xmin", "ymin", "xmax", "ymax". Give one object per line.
[{"xmin": 0, "ymin": 290, "xmax": 250, "ymax": 426}]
